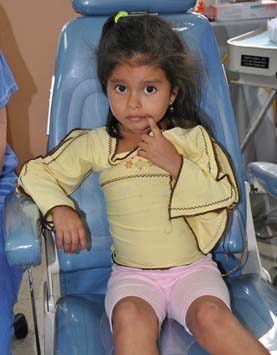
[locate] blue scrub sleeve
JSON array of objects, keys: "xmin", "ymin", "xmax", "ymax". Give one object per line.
[
  {"xmin": 0, "ymin": 51, "xmax": 19, "ymax": 177},
  {"xmin": 0, "ymin": 50, "xmax": 18, "ymax": 108},
  {"xmin": 0, "ymin": 50, "xmax": 22, "ymax": 355}
]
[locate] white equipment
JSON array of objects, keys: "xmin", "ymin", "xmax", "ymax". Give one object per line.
[
  {"xmin": 228, "ymin": 28, "xmax": 277, "ymax": 89},
  {"xmin": 227, "ymin": 28, "xmax": 277, "ymax": 152}
]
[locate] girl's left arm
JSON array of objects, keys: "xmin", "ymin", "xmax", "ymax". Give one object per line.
[
  {"xmin": 137, "ymin": 119, "xmax": 238, "ymax": 217},
  {"xmin": 168, "ymin": 125, "xmax": 239, "ymax": 219},
  {"xmin": 138, "ymin": 122, "xmax": 239, "ymax": 253}
]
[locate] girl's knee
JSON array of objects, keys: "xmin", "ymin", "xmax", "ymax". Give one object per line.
[
  {"xmin": 187, "ymin": 296, "xmax": 230, "ymax": 334},
  {"xmin": 112, "ymin": 296, "xmax": 158, "ymax": 335},
  {"xmin": 113, "ymin": 297, "xmax": 143, "ymax": 324}
]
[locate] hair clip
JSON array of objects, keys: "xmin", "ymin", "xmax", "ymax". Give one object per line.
[{"xmin": 114, "ymin": 11, "xmax": 128, "ymax": 24}]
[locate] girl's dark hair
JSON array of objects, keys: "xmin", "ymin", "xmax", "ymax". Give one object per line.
[{"xmin": 97, "ymin": 13, "xmax": 204, "ymax": 138}]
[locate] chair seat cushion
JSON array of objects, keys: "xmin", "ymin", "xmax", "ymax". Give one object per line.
[
  {"xmin": 54, "ymin": 274, "xmax": 277, "ymax": 355},
  {"xmin": 248, "ymin": 162, "xmax": 277, "ymax": 197},
  {"xmin": 54, "ymin": 293, "xmax": 207, "ymax": 355}
]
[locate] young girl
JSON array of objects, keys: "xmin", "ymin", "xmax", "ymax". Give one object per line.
[{"xmin": 18, "ymin": 12, "xmax": 269, "ymax": 355}]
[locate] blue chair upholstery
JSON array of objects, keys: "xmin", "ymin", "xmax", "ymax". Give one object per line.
[{"xmin": 5, "ymin": 0, "xmax": 277, "ymax": 354}]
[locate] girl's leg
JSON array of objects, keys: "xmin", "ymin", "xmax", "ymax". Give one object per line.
[
  {"xmin": 112, "ymin": 296, "xmax": 159, "ymax": 355},
  {"xmin": 186, "ymin": 295, "xmax": 269, "ymax": 355}
]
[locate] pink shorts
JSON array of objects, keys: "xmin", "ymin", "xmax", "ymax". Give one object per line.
[{"xmin": 105, "ymin": 254, "xmax": 230, "ymax": 333}]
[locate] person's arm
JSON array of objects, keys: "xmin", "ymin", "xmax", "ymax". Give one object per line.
[
  {"xmin": 0, "ymin": 106, "xmax": 7, "ymax": 173},
  {"xmin": 18, "ymin": 129, "xmax": 102, "ymax": 253},
  {"xmin": 18, "ymin": 129, "xmax": 96, "ymax": 215},
  {"xmin": 166, "ymin": 125, "xmax": 239, "ymax": 218},
  {"xmin": 137, "ymin": 122, "xmax": 239, "ymax": 252},
  {"xmin": 166, "ymin": 125, "xmax": 239, "ymax": 253},
  {"xmin": 137, "ymin": 119, "xmax": 238, "ymax": 213},
  {"xmin": 0, "ymin": 51, "xmax": 18, "ymax": 173}
]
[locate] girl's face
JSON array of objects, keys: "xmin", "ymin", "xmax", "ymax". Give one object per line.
[{"xmin": 106, "ymin": 60, "xmax": 178, "ymax": 136}]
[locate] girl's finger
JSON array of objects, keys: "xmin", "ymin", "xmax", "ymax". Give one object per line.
[
  {"xmin": 79, "ymin": 228, "xmax": 87, "ymax": 251},
  {"xmin": 137, "ymin": 149, "xmax": 147, "ymax": 159},
  {"xmin": 148, "ymin": 118, "xmax": 161, "ymax": 136},
  {"xmin": 141, "ymin": 134, "xmax": 151, "ymax": 143},
  {"xmin": 63, "ymin": 232, "xmax": 72, "ymax": 253},
  {"xmin": 56, "ymin": 230, "xmax": 63, "ymax": 250},
  {"xmin": 70, "ymin": 231, "xmax": 79, "ymax": 254},
  {"xmin": 138, "ymin": 141, "xmax": 148, "ymax": 151}
]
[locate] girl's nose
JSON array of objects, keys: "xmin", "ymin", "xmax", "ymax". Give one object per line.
[{"xmin": 128, "ymin": 92, "xmax": 141, "ymax": 109}]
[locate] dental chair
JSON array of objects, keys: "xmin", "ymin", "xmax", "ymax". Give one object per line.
[{"xmin": 4, "ymin": 1, "xmax": 277, "ymax": 354}]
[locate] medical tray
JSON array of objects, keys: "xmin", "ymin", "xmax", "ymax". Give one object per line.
[{"xmin": 227, "ymin": 28, "xmax": 277, "ymax": 89}]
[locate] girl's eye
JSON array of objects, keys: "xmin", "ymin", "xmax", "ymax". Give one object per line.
[
  {"xmin": 144, "ymin": 86, "xmax": 156, "ymax": 94},
  {"xmin": 115, "ymin": 85, "xmax": 127, "ymax": 93}
]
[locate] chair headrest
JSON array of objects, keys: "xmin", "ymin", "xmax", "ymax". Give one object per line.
[{"xmin": 72, "ymin": 0, "xmax": 196, "ymax": 16}]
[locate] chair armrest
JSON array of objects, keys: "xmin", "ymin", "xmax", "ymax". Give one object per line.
[
  {"xmin": 4, "ymin": 189, "xmax": 42, "ymax": 267},
  {"xmin": 247, "ymin": 162, "xmax": 277, "ymax": 197}
]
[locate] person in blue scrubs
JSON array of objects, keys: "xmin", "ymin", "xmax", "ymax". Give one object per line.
[{"xmin": 0, "ymin": 51, "xmax": 24, "ymax": 355}]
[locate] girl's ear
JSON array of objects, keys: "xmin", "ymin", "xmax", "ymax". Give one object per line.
[{"xmin": 170, "ymin": 86, "xmax": 179, "ymax": 104}]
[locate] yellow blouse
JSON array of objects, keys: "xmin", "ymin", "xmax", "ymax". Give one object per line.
[{"xmin": 18, "ymin": 125, "xmax": 239, "ymax": 268}]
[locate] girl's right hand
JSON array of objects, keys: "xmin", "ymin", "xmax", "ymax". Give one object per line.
[{"xmin": 50, "ymin": 205, "xmax": 87, "ymax": 254}]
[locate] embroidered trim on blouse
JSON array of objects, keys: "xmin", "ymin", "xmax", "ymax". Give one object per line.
[{"xmin": 101, "ymin": 173, "xmax": 169, "ymax": 187}]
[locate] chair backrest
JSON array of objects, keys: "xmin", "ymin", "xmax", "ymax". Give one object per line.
[{"xmin": 48, "ymin": 0, "xmax": 246, "ymax": 296}]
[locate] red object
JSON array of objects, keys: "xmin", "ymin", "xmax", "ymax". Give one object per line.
[{"xmin": 195, "ymin": 0, "xmax": 205, "ymax": 14}]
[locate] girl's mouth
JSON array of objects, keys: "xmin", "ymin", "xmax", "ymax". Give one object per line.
[{"xmin": 127, "ymin": 116, "xmax": 146, "ymax": 122}]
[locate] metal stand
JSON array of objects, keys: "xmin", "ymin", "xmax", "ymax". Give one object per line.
[
  {"xmin": 27, "ymin": 268, "xmax": 41, "ymax": 355},
  {"xmin": 240, "ymin": 89, "xmax": 276, "ymax": 153}
]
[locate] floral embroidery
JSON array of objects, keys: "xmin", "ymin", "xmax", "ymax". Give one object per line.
[
  {"xmin": 135, "ymin": 158, "xmax": 149, "ymax": 170},
  {"xmin": 125, "ymin": 160, "xmax": 134, "ymax": 169},
  {"xmin": 124, "ymin": 157, "xmax": 154, "ymax": 170}
]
